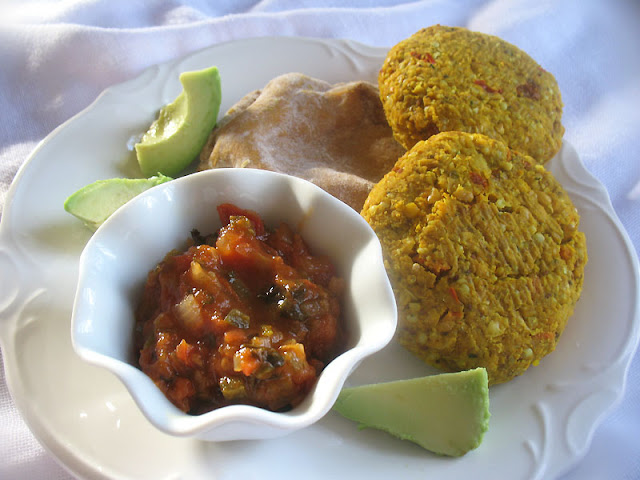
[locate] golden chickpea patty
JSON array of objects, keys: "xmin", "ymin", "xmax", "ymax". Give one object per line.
[
  {"xmin": 361, "ymin": 132, "xmax": 587, "ymax": 384},
  {"xmin": 378, "ymin": 25, "xmax": 564, "ymax": 164}
]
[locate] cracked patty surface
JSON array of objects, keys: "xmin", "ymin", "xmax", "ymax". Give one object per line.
[
  {"xmin": 361, "ymin": 132, "xmax": 587, "ymax": 384},
  {"xmin": 378, "ymin": 25, "xmax": 564, "ymax": 164}
]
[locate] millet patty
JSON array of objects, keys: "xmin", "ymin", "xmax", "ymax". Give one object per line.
[
  {"xmin": 361, "ymin": 131, "xmax": 587, "ymax": 384},
  {"xmin": 378, "ymin": 25, "xmax": 564, "ymax": 164}
]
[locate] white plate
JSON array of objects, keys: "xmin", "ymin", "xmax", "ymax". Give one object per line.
[{"xmin": 0, "ymin": 36, "xmax": 639, "ymax": 480}]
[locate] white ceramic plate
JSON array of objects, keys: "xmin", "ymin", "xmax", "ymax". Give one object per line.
[{"xmin": 0, "ymin": 36, "xmax": 638, "ymax": 480}]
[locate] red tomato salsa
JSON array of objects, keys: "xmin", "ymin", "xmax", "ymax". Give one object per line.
[{"xmin": 134, "ymin": 204, "xmax": 346, "ymax": 414}]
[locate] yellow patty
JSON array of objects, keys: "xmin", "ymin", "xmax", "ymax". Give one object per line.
[
  {"xmin": 378, "ymin": 25, "xmax": 564, "ymax": 164},
  {"xmin": 361, "ymin": 132, "xmax": 587, "ymax": 384}
]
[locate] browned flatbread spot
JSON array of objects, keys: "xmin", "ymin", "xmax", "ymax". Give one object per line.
[{"xmin": 198, "ymin": 73, "xmax": 405, "ymax": 210}]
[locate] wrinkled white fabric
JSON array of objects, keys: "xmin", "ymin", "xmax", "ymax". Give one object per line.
[{"xmin": 1, "ymin": 1, "xmax": 639, "ymax": 479}]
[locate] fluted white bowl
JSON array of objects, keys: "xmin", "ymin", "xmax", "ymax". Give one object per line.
[{"xmin": 70, "ymin": 168, "xmax": 397, "ymax": 441}]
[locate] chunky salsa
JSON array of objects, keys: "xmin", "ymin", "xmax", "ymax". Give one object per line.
[{"xmin": 135, "ymin": 204, "xmax": 346, "ymax": 414}]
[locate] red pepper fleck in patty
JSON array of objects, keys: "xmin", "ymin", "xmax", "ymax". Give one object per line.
[
  {"xmin": 470, "ymin": 171, "xmax": 489, "ymax": 188},
  {"xmin": 449, "ymin": 286, "xmax": 461, "ymax": 304},
  {"xmin": 410, "ymin": 51, "xmax": 436, "ymax": 65},
  {"xmin": 473, "ymin": 79, "xmax": 503, "ymax": 94}
]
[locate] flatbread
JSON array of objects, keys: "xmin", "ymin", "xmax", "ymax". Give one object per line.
[{"xmin": 198, "ymin": 73, "xmax": 405, "ymax": 210}]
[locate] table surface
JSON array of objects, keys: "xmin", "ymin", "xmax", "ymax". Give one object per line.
[{"xmin": 1, "ymin": 1, "xmax": 639, "ymax": 479}]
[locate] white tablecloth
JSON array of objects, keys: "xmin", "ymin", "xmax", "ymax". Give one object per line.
[{"xmin": 1, "ymin": 1, "xmax": 639, "ymax": 479}]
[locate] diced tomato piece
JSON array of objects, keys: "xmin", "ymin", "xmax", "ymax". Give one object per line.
[{"xmin": 217, "ymin": 203, "xmax": 265, "ymax": 236}]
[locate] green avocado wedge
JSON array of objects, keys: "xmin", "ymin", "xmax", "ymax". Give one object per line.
[
  {"xmin": 333, "ymin": 368, "xmax": 490, "ymax": 457},
  {"xmin": 63, "ymin": 174, "xmax": 172, "ymax": 231},
  {"xmin": 135, "ymin": 66, "xmax": 222, "ymax": 177}
]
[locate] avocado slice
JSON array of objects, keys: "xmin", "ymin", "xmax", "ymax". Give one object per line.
[
  {"xmin": 135, "ymin": 66, "xmax": 222, "ymax": 177},
  {"xmin": 333, "ymin": 368, "xmax": 490, "ymax": 457},
  {"xmin": 63, "ymin": 174, "xmax": 172, "ymax": 231}
]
